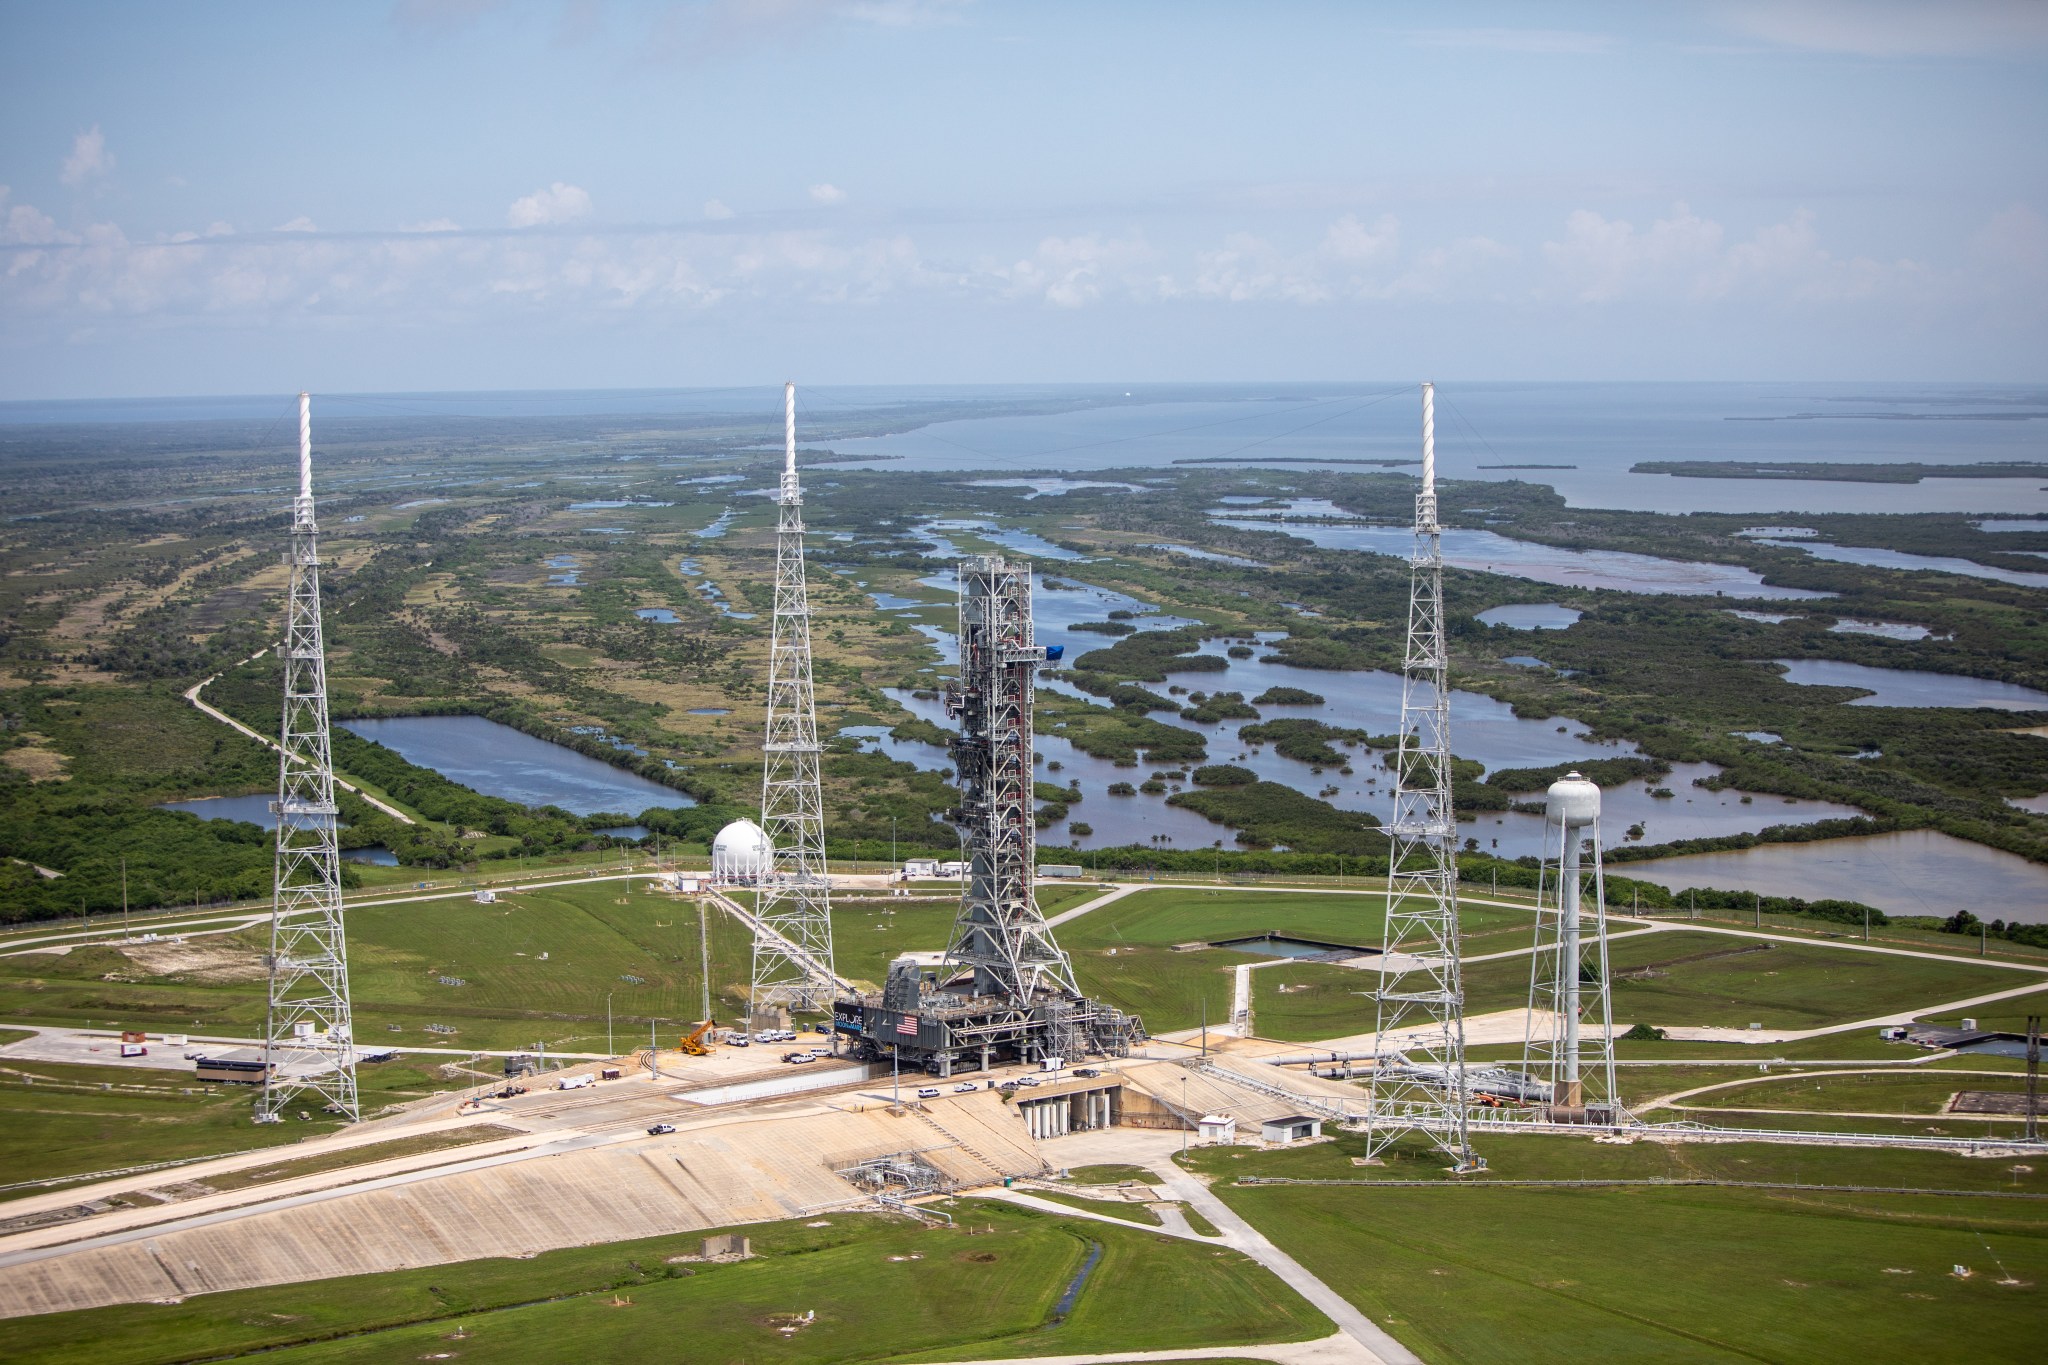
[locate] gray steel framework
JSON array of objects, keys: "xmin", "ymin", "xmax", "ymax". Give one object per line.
[
  {"xmin": 941, "ymin": 556, "xmax": 1079, "ymax": 1005},
  {"xmin": 258, "ymin": 393, "xmax": 359, "ymax": 1124},
  {"xmin": 1363, "ymin": 382, "xmax": 1479, "ymax": 1170},
  {"xmin": 1523, "ymin": 789, "xmax": 1622, "ymax": 1120},
  {"xmin": 750, "ymin": 382, "xmax": 837, "ymax": 1015}
]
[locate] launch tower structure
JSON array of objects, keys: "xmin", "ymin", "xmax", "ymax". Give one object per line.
[
  {"xmin": 942, "ymin": 557, "xmax": 1079, "ymax": 1006},
  {"xmin": 1522, "ymin": 772, "xmax": 1622, "ymax": 1122},
  {"xmin": 750, "ymin": 382, "xmax": 838, "ymax": 1016},
  {"xmin": 258, "ymin": 393, "xmax": 359, "ymax": 1124},
  {"xmin": 1362, "ymin": 382, "xmax": 1480, "ymax": 1170},
  {"xmin": 831, "ymin": 555, "xmax": 1141, "ymax": 1073}
]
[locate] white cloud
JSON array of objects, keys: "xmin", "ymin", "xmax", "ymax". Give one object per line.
[
  {"xmin": 809, "ymin": 183, "xmax": 847, "ymax": 206},
  {"xmin": 702, "ymin": 199, "xmax": 735, "ymax": 220},
  {"xmin": 1540, "ymin": 202, "xmax": 1922, "ymax": 303},
  {"xmin": 60, "ymin": 127, "xmax": 113, "ymax": 188},
  {"xmin": 1717, "ymin": 0, "xmax": 2048, "ymax": 57},
  {"xmin": 1, "ymin": 187, "xmax": 66, "ymax": 247},
  {"xmin": 507, "ymin": 182, "xmax": 593, "ymax": 227},
  {"xmin": 401, "ymin": 218, "xmax": 462, "ymax": 233},
  {"xmin": 276, "ymin": 217, "xmax": 318, "ymax": 233}
]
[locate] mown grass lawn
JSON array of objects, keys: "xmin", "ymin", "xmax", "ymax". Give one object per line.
[
  {"xmin": 1462, "ymin": 930, "xmax": 2021, "ymax": 1029},
  {"xmin": 1189, "ymin": 1132, "xmax": 2045, "ymax": 1365},
  {"xmin": 0, "ymin": 1203, "xmax": 1329, "ymax": 1365}
]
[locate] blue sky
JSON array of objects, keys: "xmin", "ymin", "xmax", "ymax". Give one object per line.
[{"xmin": 2, "ymin": 0, "xmax": 2044, "ymax": 397}]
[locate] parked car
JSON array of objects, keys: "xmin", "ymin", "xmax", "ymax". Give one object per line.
[
  {"xmin": 1016, "ymin": 1075, "xmax": 1040, "ymax": 1088},
  {"xmin": 916, "ymin": 1087, "xmax": 941, "ymax": 1099},
  {"xmin": 789, "ymin": 1053, "xmax": 817, "ymax": 1065},
  {"xmin": 1073, "ymin": 1067, "xmax": 1100, "ymax": 1078},
  {"xmin": 647, "ymin": 1123, "xmax": 676, "ymax": 1135},
  {"xmin": 954, "ymin": 1082, "xmax": 978, "ymax": 1093}
]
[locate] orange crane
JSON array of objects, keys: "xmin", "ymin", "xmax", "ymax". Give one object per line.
[{"xmin": 677, "ymin": 1020, "xmax": 714, "ymax": 1057}]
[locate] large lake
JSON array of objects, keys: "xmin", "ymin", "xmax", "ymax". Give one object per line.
[
  {"xmin": 819, "ymin": 382, "xmax": 2048, "ymax": 517},
  {"xmin": 339, "ymin": 716, "xmax": 694, "ymax": 817}
]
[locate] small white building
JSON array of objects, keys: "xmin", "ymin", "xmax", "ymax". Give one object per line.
[
  {"xmin": 1260, "ymin": 1114, "xmax": 1323, "ymax": 1144},
  {"xmin": 1197, "ymin": 1114, "xmax": 1237, "ymax": 1143},
  {"xmin": 712, "ymin": 819, "xmax": 774, "ymax": 883}
]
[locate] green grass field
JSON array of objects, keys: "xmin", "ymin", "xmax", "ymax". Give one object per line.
[
  {"xmin": 0, "ymin": 1056, "xmax": 470, "ymax": 1194},
  {"xmin": 1462, "ymin": 930, "xmax": 2023, "ymax": 1030},
  {"xmin": 0, "ymin": 1203, "xmax": 1330, "ymax": 1365},
  {"xmin": 1184, "ymin": 1133, "xmax": 2044, "ymax": 1365}
]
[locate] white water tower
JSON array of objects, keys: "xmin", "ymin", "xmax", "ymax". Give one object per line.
[{"xmin": 1522, "ymin": 771, "xmax": 1621, "ymax": 1122}]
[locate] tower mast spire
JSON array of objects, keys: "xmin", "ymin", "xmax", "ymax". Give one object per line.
[
  {"xmin": 751, "ymin": 382, "xmax": 838, "ymax": 1017},
  {"xmin": 259, "ymin": 392, "xmax": 359, "ymax": 1123},
  {"xmin": 1363, "ymin": 382, "xmax": 1479, "ymax": 1170}
]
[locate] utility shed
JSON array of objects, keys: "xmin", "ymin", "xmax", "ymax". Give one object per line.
[
  {"xmin": 1260, "ymin": 1114, "xmax": 1322, "ymax": 1144},
  {"xmin": 1197, "ymin": 1114, "xmax": 1237, "ymax": 1143}
]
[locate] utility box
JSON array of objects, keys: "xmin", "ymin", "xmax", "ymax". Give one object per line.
[{"xmin": 1198, "ymin": 1114, "xmax": 1237, "ymax": 1143}]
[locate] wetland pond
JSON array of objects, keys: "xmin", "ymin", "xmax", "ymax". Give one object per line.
[
  {"xmin": 338, "ymin": 716, "xmax": 694, "ymax": 817},
  {"xmin": 1771, "ymin": 660, "xmax": 2048, "ymax": 711},
  {"xmin": 1627, "ymin": 830, "xmax": 2048, "ymax": 924}
]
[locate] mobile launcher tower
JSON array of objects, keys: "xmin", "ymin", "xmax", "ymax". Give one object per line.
[
  {"xmin": 833, "ymin": 556, "xmax": 1143, "ymax": 1074},
  {"xmin": 1522, "ymin": 771, "xmax": 1623, "ymax": 1123}
]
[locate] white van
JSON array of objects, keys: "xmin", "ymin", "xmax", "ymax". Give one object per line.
[{"xmin": 916, "ymin": 1086, "xmax": 941, "ymax": 1099}]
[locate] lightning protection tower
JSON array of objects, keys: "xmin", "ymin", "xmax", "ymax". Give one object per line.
[
  {"xmin": 1363, "ymin": 382, "xmax": 1480, "ymax": 1170},
  {"xmin": 751, "ymin": 382, "xmax": 838, "ymax": 1018},
  {"xmin": 1523, "ymin": 772, "xmax": 1621, "ymax": 1122},
  {"xmin": 940, "ymin": 556, "xmax": 1081, "ymax": 1011},
  {"xmin": 258, "ymin": 393, "xmax": 359, "ymax": 1124}
]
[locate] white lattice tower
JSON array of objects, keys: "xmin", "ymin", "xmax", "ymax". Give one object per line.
[
  {"xmin": 1523, "ymin": 773, "xmax": 1622, "ymax": 1120},
  {"xmin": 942, "ymin": 556, "xmax": 1079, "ymax": 1005},
  {"xmin": 750, "ymin": 382, "xmax": 838, "ymax": 1016},
  {"xmin": 1363, "ymin": 382, "xmax": 1480, "ymax": 1169},
  {"xmin": 259, "ymin": 393, "xmax": 359, "ymax": 1124}
]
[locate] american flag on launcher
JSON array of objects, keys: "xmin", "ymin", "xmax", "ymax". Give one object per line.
[{"xmin": 896, "ymin": 1013, "xmax": 919, "ymax": 1037}]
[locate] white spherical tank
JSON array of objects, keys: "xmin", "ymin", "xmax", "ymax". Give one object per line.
[
  {"xmin": 1546, "ymin": 772, "xmax": 1602, "ymax": 828},
  {"xmin": 712, "ymin": 818, "xmax": 774, "ymax": 882}
]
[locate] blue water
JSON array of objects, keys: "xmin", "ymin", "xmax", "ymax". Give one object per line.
[
  {"xmin": 1478, "ymin": 604, "xmax": 1582, "ymax": 630},
  {"xmin": 1215, "ymin": 516, "xmax": 1828, "ymax": 599},
  {"xmin": 1755, "ymin": 539, "xmax": 2048, "ymax": 590},
  {"xmin": 635, "ymin": 608, "xmax": 680, "ymax": 623},
  {"xmin": 341, "ymin": 845, "xmax": 399, "ymax": 866},
  {"xmin": 1771, "ymin": 660, "xmax": 2048, "ymax": 711},
  {"xmin": 821, "ymin": 383, "xmax": 2048, "ymax": 517},
  {"xmin": 14, "ymin": 383, "xmax": 2045, "ymax": 516},
  {"xmin": 338, "ymin": 715, "xmax": 694, "ymax": 816}
]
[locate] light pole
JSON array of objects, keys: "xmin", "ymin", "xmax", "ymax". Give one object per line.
[
  {"xmin": 606, "ymin": 989, "xmax": 616, "ymax": 1057},
  {"xmin": 1180, "ymin": 1075, "xmax": 1189, "ymax": 1153},
  {"xmin": 891, "ymin": 815, "xmax": 898, "ymax": 881}
]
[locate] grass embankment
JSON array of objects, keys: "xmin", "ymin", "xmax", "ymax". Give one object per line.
[
  {"xmin": 1186, "ymin": 1132, "xmax": 2044, "ymax": 1365},
  {"xmin": 1462, "ymin": 929, "xmax": 2025, "ymax": 1030},
  {"xmin": 0, "ymin": 1057, "xmax": 470, "ymax": 1194},
  {"xmin": 0, "ymin": 1204, "xmax": 1331, "ymax": 1365}
]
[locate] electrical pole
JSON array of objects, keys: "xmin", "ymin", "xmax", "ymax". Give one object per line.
[
  {"xmin": 2026, "ymin": 1014, "xmax": 2040, "ymax": 1144},
  {"xmin": 698, "ymin": 897, "xmax": 712, "ymax": 1024},
  {"xmin": 606, "ymin": 989, "xmax": 615, "ymax": 1057},
  {"xmin": 121, "ymin": 857, "xmax": 130, "ymax": 941}
]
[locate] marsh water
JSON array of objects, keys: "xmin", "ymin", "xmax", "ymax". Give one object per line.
[
  {"xmin": 1627, "ymin": 830, "xmax": 2048, "ymax": 924},
  {"xmin": 1771, "ymin": 660, "xmax": 2048, "ymax": 711},
  {"xmin": 338, "ymin": 715, "xmax": 694, "ymax": 817}
]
